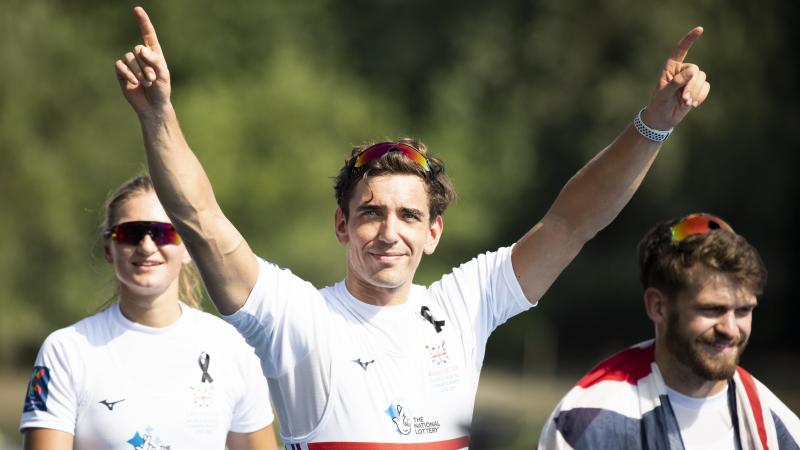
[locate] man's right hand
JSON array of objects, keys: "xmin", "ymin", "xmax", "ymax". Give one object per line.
[
  {"xmin": 641, "ymin": 27, "xmax": 709, "ymax": 131},
  {"xmin": 115, "ymin": 7, "xmax": 171, "ymax": 117},
  {"xmin": 112, "ymin": 6, "xmax": 259, "ymax": 316}
]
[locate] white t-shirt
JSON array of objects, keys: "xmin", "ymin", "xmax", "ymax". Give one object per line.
[
  {"xmin": 20, "ymin": 302, "xmax": 274, "ymax": 450},
  {"xmin": 667, "ymin": 386, "xmax": 736, "ymax": 450},
  {"xmin": 227, "ymin": 246, "xmax": 532, "ymax": 446}
]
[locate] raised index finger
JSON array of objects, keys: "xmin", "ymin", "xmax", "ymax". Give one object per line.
[
  {"xmin": 668, "ymin": 26, "xmax": 703, "ymax": 63},
  {"xmin": 134, "ymin": 6, "xmax": 161, "ymax": 52}
]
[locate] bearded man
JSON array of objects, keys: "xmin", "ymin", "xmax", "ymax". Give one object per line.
[{"xmin": 539, "ymin": 213, "xmax": 800, "ymax": 450}]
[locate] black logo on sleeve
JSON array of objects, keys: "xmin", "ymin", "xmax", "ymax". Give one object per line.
[
  {"xmin": 353, "ymin": 358, "xmax": 375, "ymax": 371},
  {"xmin": 99, "ymin": 398, "xmax": 126, "ymax": 411}
]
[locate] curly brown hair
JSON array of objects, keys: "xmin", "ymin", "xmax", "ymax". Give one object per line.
[
  {"xmin": 333, "ymin": 138, "xmax": 456, "ymax": 222},
  {"xmin": 637, "ymin": 215, "xmax": 767, "ymax": 298}
]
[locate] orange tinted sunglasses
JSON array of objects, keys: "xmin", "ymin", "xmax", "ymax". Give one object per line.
[
  {"xmin": 671, "ymin": 213, "xmax": 733, "ymax": 242},
  {"xmin": 352, "ymin": 142, "xmax": 431, "ymax": 172}
]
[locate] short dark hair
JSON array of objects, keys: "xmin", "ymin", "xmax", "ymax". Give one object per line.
[
  {"xmin": 333, "ymin": 138, "xmax": 456, "ymax": 221},
  {"xmin": 637, "ymin": 215, "xmax": 767, "ymax": 297}
]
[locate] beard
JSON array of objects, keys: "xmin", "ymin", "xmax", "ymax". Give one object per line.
[{"xmin": 664, "ymin": 308, "xmax": 748, "ymax": 380}]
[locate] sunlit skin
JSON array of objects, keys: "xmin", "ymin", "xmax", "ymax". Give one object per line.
[
  {"xmin": 104, "ymin": 191, "xmax": 192, "ymax": 327},
  {"xmin": 109, "ymin": 5, "xmax": 722, "ymax": 446},
  {"xmin": 646, "ymin": 266, "xmax": 757, "ymax": 397},
  {"xmin": 335, "ymin": 174, "xmax": 443, "ymax": 306}
]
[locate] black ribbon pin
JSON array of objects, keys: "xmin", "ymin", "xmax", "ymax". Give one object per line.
[
  {"xmin": 198, "ymin": 352, "xmax": 214, "ymax": 383},
  {"xmin": 420, "ymin": 306, "xmax": 445, "ymax": 333}
]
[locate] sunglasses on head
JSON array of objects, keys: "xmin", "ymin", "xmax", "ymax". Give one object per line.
[
  {"xmin": 106, "ymin": 221, "xmax": 182, "ymax": 246},
  {"xmin": 671, "ymin": 213, "xmax": 733, "ymax": 242},
  {"xmin": 352, "ymin": 142, "xmax": 431, "ymax": 172}
]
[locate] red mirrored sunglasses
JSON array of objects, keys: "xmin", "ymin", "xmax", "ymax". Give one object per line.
[
  {"xmin": 352, "ymin": 142, "xmax": 431, "ymax": 172},
  {"xmin": 671, "ymin": 213, "xmax": 733, "ymax": 242},
  {"xmin": 106, "ymin": 221, "xmax": 182, "ymax": 246}
]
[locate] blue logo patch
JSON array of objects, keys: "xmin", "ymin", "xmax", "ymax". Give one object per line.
[
  {"xmin": 23, "ymin": 366, "xmax": 51, "ymax": 412},
  {"xmin": 126, "ymin": 426, "xmax": 171, "ymax": 449},
  {"xmin": 127, "ymin": 431, "xmax": 146, "ymax": 448}
]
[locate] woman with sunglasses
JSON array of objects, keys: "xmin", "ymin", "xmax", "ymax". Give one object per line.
[{"xmin": 20, "ymin": 175, "xmax": 278, "ymax": 450}]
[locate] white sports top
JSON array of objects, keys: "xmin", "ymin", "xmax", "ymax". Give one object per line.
[
  {"xmin": 21, "ymin": 302, "xmax": 274, "ymax": 450},
  {"xmin": 667, "ymin": 385, "xmax": 735, "ymax": 450},
  {"xmin": 227, "ymin": 246, "xmax": 533, "ymax": 448}
]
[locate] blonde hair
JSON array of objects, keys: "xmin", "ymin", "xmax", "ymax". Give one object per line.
[{"xmin": 101, "ymin": 175, "xmax": 204, "ymax": 309}]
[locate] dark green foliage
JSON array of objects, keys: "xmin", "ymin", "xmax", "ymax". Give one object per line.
[{"xmin": 2, "ymin": 0, "xmax": 797, "ymax": 412}]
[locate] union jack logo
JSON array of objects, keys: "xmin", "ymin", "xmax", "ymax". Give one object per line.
[{"xmin": 426, "ymin": 340, "xmax": 448, "ymax": 365}]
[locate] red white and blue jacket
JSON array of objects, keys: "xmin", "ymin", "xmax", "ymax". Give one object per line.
[{"xmin": 539, "ymin": 340, "xmax": 800, "ymax": 450}]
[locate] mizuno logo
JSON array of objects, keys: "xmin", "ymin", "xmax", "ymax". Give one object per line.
[
  {"xmin": 99, "ymin": 398, "xmax": 126, "ymax": 411},
  {"xmin": 353, "ymin": 358, "xmax": 375, "ymax": 371}
]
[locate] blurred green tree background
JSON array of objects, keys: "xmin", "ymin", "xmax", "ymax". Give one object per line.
[{"xmin": 1, "ymin": 0, "xmax": 797, "ymax": 446}]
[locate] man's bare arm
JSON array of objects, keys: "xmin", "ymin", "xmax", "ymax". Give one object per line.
[
  {"xmin": 23, "ymin": 428, "xmax": 73, "ymax": 450},
  {"xmin": 512, "ymin": 27, "xmax": 709, "ymax": 304},
  {"xmin": 227, "ymin": 424, "xmax": 279, "ymax": 450},
  {"xmin": 115, "ymin": 7, "xmax": 257, "ymax": 314}
]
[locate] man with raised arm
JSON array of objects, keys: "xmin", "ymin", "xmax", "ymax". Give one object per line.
[{"xmin": 115, "ymin": 7, "xmax": 710, "ymax": 448}]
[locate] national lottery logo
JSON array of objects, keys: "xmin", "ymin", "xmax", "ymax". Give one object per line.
[
  {"xmin": 23, "ymin": 366, "xmax": 51, "ymax": 412},
  {"xmin": 127, "ymin": 425, "xmax": 172, "ymax": 449},
  {"xmin": 386, "ymin": 401, "xmax": 412, "ymax": 435},
  {"xmin": 385, "ymin": 401, "xmax": 441, "ymax": 436}
]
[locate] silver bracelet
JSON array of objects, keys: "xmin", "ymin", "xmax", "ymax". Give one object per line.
[{"xmin": 634, "ymin": 107, "xmax": 673, "ymax": 142}]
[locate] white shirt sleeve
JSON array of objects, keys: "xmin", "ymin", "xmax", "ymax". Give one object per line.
[
  {"xmin": 224, "ymin": 258, "xmax": 333, "ymax": 439},
  {"xmin": 19, "ymin": 330, "xmax": 82, "ymax": 435},
  {"xmin": 224, "ymin": 258, "xmax": 326, "ymax": 379},
  {"xmin": 429, "ymin": 246, "xmax": 532, "ymax": 354},
  {"xmin": 228, "ymin": 332, "xmax": 275, "ymax": 433}
]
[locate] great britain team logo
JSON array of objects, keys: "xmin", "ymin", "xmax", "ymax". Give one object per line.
[
  {"xmin": 190, "ymin": 384, "xmax": 215, "ymax": 408},
  {"xmin": 426, "ymin": 339, "xmax": 461, "ymax": 392},
  {"xmin": 23, "ymin": 366, "xmax": 50, "ymax": 412},
  {"xmin": 426, "ymin": 340, "xmax": 449, "ymax": 365}
]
